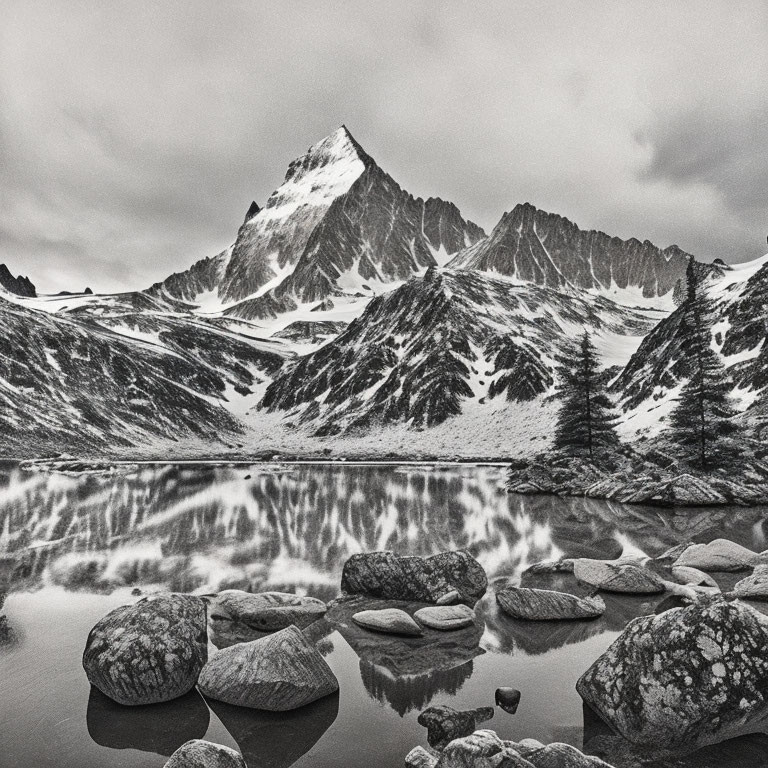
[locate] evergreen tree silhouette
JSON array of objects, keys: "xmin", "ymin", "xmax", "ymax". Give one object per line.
[
  {"xmin": 669, "ymin": 257, "xmax": 736, "ymax": 470},
  {"xmin": 554, "ymin": 330, "xmax": 619, "ymax": 460}
]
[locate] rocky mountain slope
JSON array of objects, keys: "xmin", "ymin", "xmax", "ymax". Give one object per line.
[
  {"xmin": 448, "ymin": 203, "xmax": 697, "ymax": 309},
  {"xmin": 0, "ymin": 264, "xmax": 35, "ymax": 297},
  {"xmin": 151, "ymin": 127, "xmax": 484, "ymax": 320},
  {"xmin": 0, "ymin": 295, "xmax": 285, "ymax": 455},
  {"xmin": 259, "ymin": 268, "xmax": 659, "ymax": 436},
  {"xmin": 614, "ymin": 255, "xmax": 768, "ymax": 438}
]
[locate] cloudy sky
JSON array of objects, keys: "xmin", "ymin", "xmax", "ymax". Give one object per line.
[{"xmin": 1, "ymin": 1, "xmax": 766, "ymax": 293}]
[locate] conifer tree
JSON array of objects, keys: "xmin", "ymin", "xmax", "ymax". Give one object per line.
[
  {"xmin": 553, "ymin": 331, "xmax": 619, "ymax": 460},
  {"xmin": 669, "ymin": 257, "xmax": 736, "ymax": 470}
]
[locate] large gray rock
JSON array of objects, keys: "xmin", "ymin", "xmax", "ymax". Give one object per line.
[
  {"xmin": 733, "ymin": 564, "xmax": 768, "ymax": 599},
  {"xmin": 496, "ymin": 586, "xmax": 605, "ymax": 621},
  {"xmin": 352, "ymin": 608, "xmax": 423, "ymax": 636},
  {"xmin": 341, "ymin": 550, "xmax": 487, "ymax": 606},
  {"xmin": 414, "ymin": 604, "xmax": 475, "ymax": 630},
  {"xmin": 82, "ymin": 593, "xmax": 208, "ymax": 705},
  {"xmin": 417, "ymin": 705, "xmax": 494, "ymax": 750},
  {"xmin": 405, "ymin": 730, "xmax": 615, "ymax": 767},
  {"xmin": 674, "ymin": 539, "xmax": 767, "ymax": 572},
  {"xmin": 573, "ymin": 559, "xmax": 665, "ymax": 594},
  {"xmin": 198, "ymin": 625, "xmax": 338, "ymax": 711},
  {"xmin": 207, "ymin": 590, "xmax": 326, "ymax": 647},
  {"xmin": 577, "ymin": 597, "xmax": 768, "ymax": 749},
  {"xmin": 164, "ymin": 739, "xmax": 245, "ymax": 768}
]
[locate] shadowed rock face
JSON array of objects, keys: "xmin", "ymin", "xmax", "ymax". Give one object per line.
[
  {"xmin": 577, "ymin": 597, "xmax": 768, "ymax": 750},
  {"xmin": 82, "ymin": 593, "xmax": 208, "ymax": 706},
  {"xmin": 86, "ymin": 687, "xmax": 210, "ymax": 756},
  {"xmin": 448, "ymin": 202, "xmax": 696, "ymax": 305},
  {"xmin": 0, "ymin": 264, "xmax": 35, "ymax": 297},
  {"xmin": 198, "ymin": 625, "xmax": 338, "ymax": 711}
]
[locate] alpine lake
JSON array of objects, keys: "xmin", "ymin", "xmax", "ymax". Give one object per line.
[{"xmin": 0, "ymin": 461, "xmax": 766, "ymax": 768}]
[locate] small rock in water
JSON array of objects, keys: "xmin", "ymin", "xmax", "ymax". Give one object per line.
[
  {"xmin": 734, "ymin": 564, "xmax": 768, "ymax": 600},
  {"xmin": 197, "ymin": 625, "xmax": 338, "ymax": 711},
  {"xmin": 573, "ymin": 559, "xmax": 665, "ymax": 594},
  {"xmin": 495, "ymin": 688, "xmax": 521, "ymax": 714},
  {"xmin": 417, "ymin": 704, "xmax": 494, "ymax": 750},
  {"xmin": 164, "ymin": 739, "xmax": 246, "ymax": 768},
  {"xmin": 671, "ymin": 565, "xmax": 719, "ymax": 588},
  {"xmin": 352, "ymin": 608, "xmax": 423, "ymax": 636},
  {"xmin": 436, "ymin": 589, "xmax": 460, "ymax": 605},
  {"xmin": 496, "ymin": 586, "xmax": 605, "ymax": 621},
  {"xmin": 673, "ymin": 539, "xmax": 766, "ymax": 572},
  {"xmin": 414, "ymin": 604, "xmax": 475, "ymax": 630},
  {"xmin": 82, "ymin": 593, "xmax": 207, "ymax": 706}
]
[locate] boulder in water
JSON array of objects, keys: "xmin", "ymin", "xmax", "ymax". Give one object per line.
[
  {"xmin": 673, "ymin": 539, "xmax": 766, "ymax": 572},
  {"xmin": 734, "ymin": 564, "xmax": 768, "ymax": 600},
  {"xmin": 573, "ymin": 559, "xmax": 665, "ymax": 594},
  {"xmin": 164, "ymin": 739, "xmax": 246, "ymax": 768},
  {"xmin": 577, "ymin": 597, "xmax": 768, "ymax": 749},
  {"xmin": 414, "ymin": 604, "xmax": 475, "ymax": 630},
  {"xmin": 352, "ymin": 608, "xmax": 423, "ymax": 636},
  {"xmin": 341, "ymin": 550, "xmax": 487, "ymax": 606},
  {"xmin": 417, "ymin": 704, "xmax": 494, "ymax": 750},
  {"xmin": 197, "ymin": 625, "xmax": 338, "ymax": 711},
  {"xmin": 671, "ymin": 566, "xmax": 719, "ymax": 588},
  {"xmin": 82, "ymin": 593, "xmax": 207, "ymax": 705},
  {"xmin": 496, "ymin": 586, "xmax": 605, "ymax": 621},
  {"xmin": 495, "ymin": 688, "xmax": 521, "ymax": 714}
]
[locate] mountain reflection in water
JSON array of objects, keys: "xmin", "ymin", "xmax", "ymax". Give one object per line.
[{"xmin": 1, "ymin": 463, "xmax": 768, "ymax": 768}]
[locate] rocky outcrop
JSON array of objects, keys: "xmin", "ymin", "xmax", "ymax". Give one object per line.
[
  {"xmin": 417, "ymin": 705, "xmax": 494, "ymax": 750},
  {"xmin": 197, "ymin": 625, "xmax": 338, "ymax": 711},
  {"xmin": 577, "ymin": 597, "xmax": 768, "ymax": 749},
  {"xmin": 82, "ymin": 593, "xmax": 208, "ymax": 705},
  {"xmin": 406, "ymin": 730, "xmax": 615, "ymax": 768},
  {"xmin": 414, "ymin": 604, "xmax": 475, "ymax": 630},
  {"xmin": 352, "ymin": 608, "xmax": 423, "ymax": 636},
  {"xmin": 496, "ymin": 586, "xmax": 605, "ymax": 620},
  {"xmin": 448, "ymin": 202, "xmax": 696, "ymax": 306},
  {"xmin": 0, "ymin": 263, "xmax": 36, "ymax": 297},
  {"xmin": 341, "ymin": 550, "xmax": 487, "ymax": 606},
  {"xmin": 206, "ymin": 591, "xmax": 326, "ymax": 647},
  {"xmin": 164, "ymin": 739, "xmax": 246, "ymax": 768},
  {"xmin": 673, "ymin": 539, "xmax": 767, "ymax": 572},
  {"xmin": 573, "ymin": 559, "xmax": 665, "ymax": 594}
]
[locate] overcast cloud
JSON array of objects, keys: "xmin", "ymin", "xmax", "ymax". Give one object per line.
[{"xmin": 0, "ymin": 0, "xmax": 766, "ymax": 292}]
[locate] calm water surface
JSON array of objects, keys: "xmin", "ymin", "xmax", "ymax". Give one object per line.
[{"xmin": 0, "ymin": 462, "xmax": 767, "ymax": 768}]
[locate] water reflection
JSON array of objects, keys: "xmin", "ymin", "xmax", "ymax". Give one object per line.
[{"xmin": 86, "ymin": 686, "xmax": 210, "ymax": 756}]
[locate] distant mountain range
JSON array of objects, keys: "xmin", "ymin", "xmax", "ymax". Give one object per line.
[{"xmin": 0, "ymin": 126, "xmax": 763, "ymax": 457}]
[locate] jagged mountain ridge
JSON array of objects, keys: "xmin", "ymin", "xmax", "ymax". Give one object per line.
[
  {"xmin": 613, "ymin": 255, "xmax": 768, "ymax": 435},
  {"xmin": 151, "ymin": 127, "xmax": 485, "ymax": 318},
  {"xmin": 0, "ymin": 296, "xmax": 286, "ymax": 455},
  {"xmin": 448, "ymin": 203, "xmax": 698, "ymax": 308},
  {"xmin": 0, "ymin": 264, "xmax": 36, "ymax": 297},
  {"xmin": 260, "ymin": 268, "xmax": 659, "ymax": 435}
]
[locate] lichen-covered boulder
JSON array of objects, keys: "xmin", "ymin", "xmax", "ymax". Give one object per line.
[
  {"xmin": 352, "ymin": 608, "xmax": 423, "ymax": 636},
  {"xmin": 164, "ymin": 739, "xmax": 246, "ymax": 768},
  {"xmin": 417, "ymin": 704, "xmax": 494, "ymax": 750},
  {"xmin": 576, "ymin": 597, "xmax": 768, "ymax": 749},
  {"xmin": 198, "ymin": 625, "xmax": 338, "ymax": 711},
  {"xmin": 573, "ymin": 559, "xmax": 665, "ymax": 594},
  {"xmin": 82, "ymin": 593, "xmax": 207, "ymax": 705},
  {"xmin": 414, "ymin": 604, "xmax": 475, "ymax": 630},
  {"xmin": 496, "ymin": 586, "xmax": 605, "ymax": 621},
  {"xmin": 673, "ymin": 539, "xmax": 766, "ymax": 572},
  {"xmin": 206, "ymin": 591, "xmax": 326, "ymax": 647},
  {"xmin": 341, "ymin": 550, "xmax": 487, "ymax": 605}
]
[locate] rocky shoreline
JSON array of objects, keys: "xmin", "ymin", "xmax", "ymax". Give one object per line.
[
  {"xmin": 507, "ymin": 452, "xmax": 768, "ymax": 507},
  {"xmin": 70, "ymin": 540, "xmax": 768, "ymax": 767}
]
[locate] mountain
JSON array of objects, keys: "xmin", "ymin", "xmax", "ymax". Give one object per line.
[
  {"xmin": 150, "ymin": 126, "xmax": 485, "ymax": 319},
  {"xmin": 613, "ymin": 254, "xmax": 768, "ymax": 438},
  {"xmin": 448, "ymin": 203, "xmax": 698, "ymax": 309},
  {"xmin": 0, "ymin": 264, "xmax": 36, "ymax": 297},
  {"xmin": 259, "ymin": 268, "xmax": 660, "ymax": 436},
  {"xmin": 0, "ymin": 295, "xmax": 285, "ymax": 455}
]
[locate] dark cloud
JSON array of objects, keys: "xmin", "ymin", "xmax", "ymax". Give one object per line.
[{"xmin": 0, "ymin": 0, "xmax": 766, "ymax": 292}]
